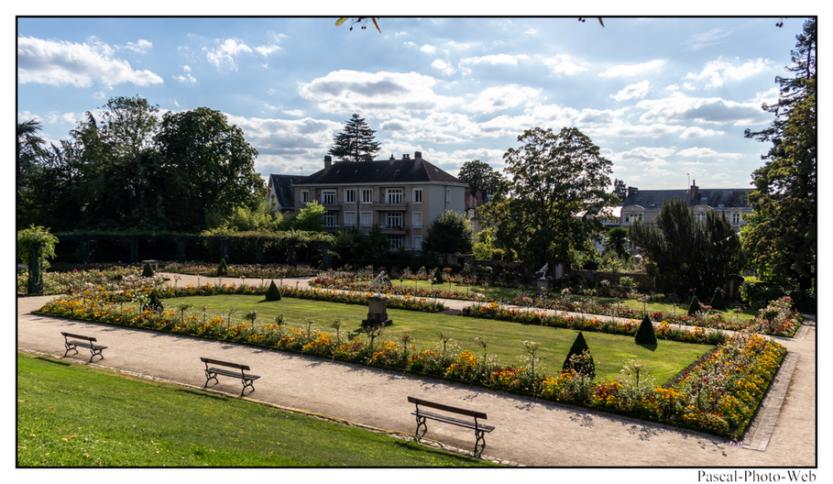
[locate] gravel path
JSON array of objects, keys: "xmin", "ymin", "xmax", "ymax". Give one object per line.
[{"xmin": 17, "ymin": 294, "xmax": 815, "ymax": 466}]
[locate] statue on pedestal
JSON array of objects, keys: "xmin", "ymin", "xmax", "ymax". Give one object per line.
[
  {"xmin": 363, "ymin": 270, "xmax": 392, "ymax": 329},
  {"xmin": 535, "ymin": 263, "xmax": 549, "ymax": 296}
]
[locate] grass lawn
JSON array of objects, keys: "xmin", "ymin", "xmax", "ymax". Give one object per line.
[
  {"xmin": 17, "ymin": 354, "xmax": 489, "ymax": 467},
  {"xmin": 388, "ymin": 280, "xmax": 757, "ymax": 322},
  {"xmin": 167, "ymin": 295, "xmax": 713, "ymax": 383}
]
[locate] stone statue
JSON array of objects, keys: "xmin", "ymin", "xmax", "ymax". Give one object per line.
[
  {"xmin": 535, "ymin": 263, "xmax": 549, "ymax": 281},
  {"xmin": 371, "ymin": 270, "xmax": 387, "ymax": 296},
  {"xmin": 363, "ymin": 270, "xmax": 392, "ymax": 329}
]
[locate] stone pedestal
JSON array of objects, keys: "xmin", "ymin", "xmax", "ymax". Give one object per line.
[
  {"xmin": 536, "ymin": 279, "xmax": 549, "ymax": 297},
  {"xmin": 362, "ymin": 295, "xmax": 392, "ymax": 329}
]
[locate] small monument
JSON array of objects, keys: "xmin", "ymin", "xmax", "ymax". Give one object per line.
[
  {"xmin": 535, "ymin": 263, "xmax": 549, "ymax": 296},
  {"xmin": 362, "ymin": 271, "xmax": 392, "ymax": 329}
]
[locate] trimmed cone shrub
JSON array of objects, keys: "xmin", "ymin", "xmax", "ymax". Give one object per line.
[
  {"xmin": 635, "ymin": 315, "xmax": 658, "ymax": 346},
  {"xmin": 142, "ymin": 263, "xmax": 154, "ymax": 278},
  {"xmin": 147, "ymin": 291, "xmax": 164, "ymax": 313},
  {"xmin": 433, "ymin": 267, "xmax": 444, "ymax": 284},
  {"xmin": 265, "ymin": 280, "xmax": 282, "ymax": 301},
  {"xmin": 688, "ymin": 296, "xmax": 701, "ymax": 316},
  {"xmin": 562, "ymin": 332, "xmax": 595, "ymax": 377},
  {"xmin": 216, "ymin": 258, "xmax": 228, "ymax": 277}
]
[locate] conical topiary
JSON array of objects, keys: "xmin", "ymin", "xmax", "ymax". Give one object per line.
[
  {"xmin": 562, "ymin": 332, "xmax": 595, "ymax": 377},
  {"xmin": 142, "ymin": 263, "xmax": 154, "ymax": 278},
  {"xmin": 147, "ymin": 291, "xmax": 164, "ymax": 313},
  {"xmin": 432, "ymin": 267, "xmax": 444, "ymax": 284},
  {"xmin": 265, "ymin": 280, "xmax": 282, "ymax": 301},
  {"xmin": 635, "ymin": 315, "xmax": 658, "ymax": 347},
  {"xmin": 688, "ymin": 296, "xmax": 701, "ymax": 316},
  {"xmin": 217, "ymin": 258, "xmax": 228, "ymax": 276}
]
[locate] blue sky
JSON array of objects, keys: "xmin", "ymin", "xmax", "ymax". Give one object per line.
[{"xmin": 17, "ymin": 17, "xmax": 806, "ymax": 189}]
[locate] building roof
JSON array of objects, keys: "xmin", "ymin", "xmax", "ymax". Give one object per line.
[
  {"xmin": 622, "ymin": 187, "xmax": 752, "ymax": 209},
  {"xmin": 294, "ymin": 157, "xmax": 463, "ymax": 185},
  {"xmin": 269, "ymin": 174, "xmax": 307, "ymax": 209}
]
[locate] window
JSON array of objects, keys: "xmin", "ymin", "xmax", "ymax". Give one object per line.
[
  {"xmin": 324, "ymin": 211, "xmax": 338, "ymax": 227},
  {"xmin": 412, "ymin": 211, "xmax": 423, "ymax": 228},
  {"xmin": 321, "ymin": 190, "xmax": 336, "ymax": 205},
  {"xmin": 344, "ymin": 211, "xmax": 356, "ymax": 226},
  {"xmin": 345, "ymin": 189, "xmax": 356, "ymax": 203},
  {"xmin": 385, "ymin": 212, "xmax": 403, "ymax": 228},
  {"xmin": 388, "ymin": 235, "xmax": 404, "ymax": 250},
  {"xmin": 412, "ymin": 236, "xmax": 423, "ymax": 251},
  {"xmin": 360, "ymin": 211, "xmax": 372, "ymax": 226},
  {"xmin": 300, "ymin": 190, "xmax": 309, "ymax": 204},
  {"xmin": 361, "ymin": 188, "xmax": 373, "ymax": 204},
  {"xmin": 413, "ymin": 188, "xmax": 423, "ymax": 203},
  {"xmin": 732, "ymin": 212, "xmax": 741, "ymax": 225},
  {"xmin": 386, "ymin": 188, "xmax": 403, "ymax": 204}
]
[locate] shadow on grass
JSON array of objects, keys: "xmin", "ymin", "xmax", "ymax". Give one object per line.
[
  {"xmin": 35, "ymin": 356, "xmax": 70, "ymax": 366},
  {"xmin": 636, "ymin": 342, "xmax": 658, "ymax": 351},
  {"xmin": 175, "ymin": 387, "xmax": 231, "ymax": 400}
]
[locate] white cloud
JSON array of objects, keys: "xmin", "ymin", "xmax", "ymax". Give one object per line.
[
  {"xmin": 524, "ymin": 28, "xmax": 539, "ymax": 37},
  {"xmin": 123, "ymin": 39, "xmax": 153, "ymax": 54},
  {"xmin": 541, "ymin": 54, "xmax": 589, "ymax": 76},
  {"xmin": 465, "ymin": 85, "xmax": 541, "ymax": 114},
  {"xmin": 599, "ymin": 59, "xmax": 666, "ymax": 78},
  {"xmin": 172, "ymin": 65, "xmax": 197, "ymax": 84},
  {"xmin": 18, "ymin": 36, "xmax": 163, "ymax": 88},
  {"xmin": 460, "ymin": 53, "xmax": 530, "ymax": 67},
  {"xmin": 203, "ymin": 38, "xmax": 253, "ymax": 71},
  {"xmin": 283, "ymin": 109, "xmax": 305, "ymax": 117},
  {"xmin": 419, "ymin": 44, "xmax": 437, "ymax": 55},
  {"xmin": 255, "ymin": 44, "xmax": 282, "ymax": 57},
  {"xmin": 686, "ymin": 28, "xmax": 732, "ymax": 51},
  {"xmin": 431, "ymin": 59, "xmax": 455, "ymax": 76},
  {"xmin": 676, "ymin": 147, "xmax": 742, "ymax": 159},
  {"xmin": 611, "ymin": 81, "xmax": 650, "ymax": 102},
  {"xmin": 685, "ymin": 57, "xmax": 772, "ymax": 88},
  {"xmin": 636, "ymin": 92, "xmax": 769, "ymax": 126},
  {"xmin": 298, "ymin": 69, "xmax": 460, "ymax": 114}
]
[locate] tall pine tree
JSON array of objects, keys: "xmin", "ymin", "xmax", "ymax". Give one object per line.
[
  {"xmin": 328, "ymin": 113, "xmax": 381, "ymax": 162},
  {"xmin": 742, "ymin": 18, "xmax": 816, "ymax": 309}
]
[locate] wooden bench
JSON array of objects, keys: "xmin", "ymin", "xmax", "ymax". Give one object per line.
[
  {"xmin": 407, "ymin": 396, "xmax": 495, "ymax": 458},
  {"xmin": 61, "ymin": 332, "xmax": 107, "ymax": 362},
  {"xmin": 200, "ymin": 357, "xmax": 260, "ymax": 396}
]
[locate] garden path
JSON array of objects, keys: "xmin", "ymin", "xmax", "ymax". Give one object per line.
[{"xmin": 18, "ymin": 295, "xmax": 815, "ymax": 467}]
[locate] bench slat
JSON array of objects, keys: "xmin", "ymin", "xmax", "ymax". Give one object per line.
[
  {"xmin": 207, "ymin": 367, "xmax": 260, "ymax": 380},
  {"xmin": 67, "ymin": 341, "xmax": 107, "ymax": 350},
  {"xmin": 62, "ymin": 332, "xmax": 97, "ymax": 342},
  {"xmin": 412, "ymin": 411, "xmax": 495, "ymax": 431},
  {"xmin": 407, "ymin": 396, "xmax": 488, "ymax": 419},
  {"xmin": 200, "ymin": 357, "xmax": 251, "ymax": 371}
]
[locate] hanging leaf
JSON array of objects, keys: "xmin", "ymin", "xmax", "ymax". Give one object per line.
[
  {"xmin": 371, "ymin": 18, "xmax": 382, "ymax": 32},
  {"xmin": 335, "ymin": 17, "xmax": 349, "ymax": 27}
]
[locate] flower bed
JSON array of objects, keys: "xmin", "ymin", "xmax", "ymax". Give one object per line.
[
  {"xmin": 311, "ymin": 273, "xmax": 802, "ymax": 337},
  {"xmin": 16, "ymin": 266, "xmax": 153, "ymax": 296},
  {"xmin": 35, "ymin": 292, "xmax": 785, "ymax": 440},
  {"xmin": 162, "ymin": 262, "xmax": 319, "ymax": 279},
  {"xmin": 463, "ymin": 303, "xmax": 726, "ymax": 346}
]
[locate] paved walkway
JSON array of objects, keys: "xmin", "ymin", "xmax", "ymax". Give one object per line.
[{"xmin": 18, "ymin": 295, "xmax": 815, "ymax": 466}]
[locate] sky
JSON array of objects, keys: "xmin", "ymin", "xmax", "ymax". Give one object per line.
[{"xmin": 16, "ymin": 17, "xmax": 808, "ymax": 189}]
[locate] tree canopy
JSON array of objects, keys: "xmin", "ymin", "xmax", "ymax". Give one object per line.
[
  {"xmin": 480, "ymin": 127, "xmax": 615, "ymax": 269},
  {"xmin": 457, "ymin": 159, "xmax": 509, "ymax": 201},
  {"xmin": 741, "ymin": 18, "xmax": 816, "ymax": 307},
  {"xmin": 424, "ymin": 210, "xmax": 473, "ymax": 261},
  {"xmin": 328, "ymin": 114, "xmax": 381, "ymax": 162},
  {"xmin": 16, "ymin": 97, "xmax": 264, "ymax": 233}
]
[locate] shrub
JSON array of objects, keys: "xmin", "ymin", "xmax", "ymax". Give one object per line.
[
  {"xmin": 217, "ymin": 258, "xmax": 229, "ymax": 276},
  {"xmin": 688, "ymin": 296, "xmax": 701, "ymax": 316},
  {"xmin": 432, "ymin": 267, "xmax": 444, "ymax": 284},
  {"xmin": 562, "ymin": 332, "xmax": 595, "ymax": 377},
  {"xmin": 264, "ymin": 280, "xmax": 282, "ymax": 301},
  {"xmin": 147, "ymin": 291, "xmax": 164, "ymax": 313},
  {"xmin": 142, "ymin": 263, "xmax": 154, "ymax": 277},
  {"xmin": 635, "ymin": 315, "xmax": 658, "ymax": 346},
  {"xmin": 740, "ymin": 281, "xmax": 785, "ymax": 310}
]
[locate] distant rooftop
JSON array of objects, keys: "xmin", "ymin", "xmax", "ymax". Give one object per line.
[
  {"xmin": 622, "ymin": 182, "xmax": 752, "ymax": 209},
  {"xmin": 293, "ymin": 152, "xmax": 463, "ymax": 185}
]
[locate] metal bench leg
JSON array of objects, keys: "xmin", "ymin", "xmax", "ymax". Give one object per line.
[
  {"xmin": 89, "ymin": 348, "xmax": 104, "ymax": 363},
  {"xmin": 414, "ymin": 415, "xmax": 428, "ymax": 441},
  {"xmin": 473, "ymin": 429, "xmax": 486, "ymax": 458},
  {"xmin": 241, "ymin": 379, "xmax": 255, "ymax": 397},
  {"xmin": 203, "ymin": 371, "xmax": 218, "ymax": 388},
  {"xmin": 63, "ymin": 343, "xmax": 78, "ymax": 358}
]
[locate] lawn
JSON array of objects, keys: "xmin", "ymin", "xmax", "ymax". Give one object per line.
[
  {"xmin": 388, "ymin": 280, "xmax": 757, "ymax": 321},
  {"xmin": 167, "ymin": 295, "xmax": 714, "ymax": 383},
  {"xmin": 17, "ymin": 354, "xmax": 489, "ymax": 467}
]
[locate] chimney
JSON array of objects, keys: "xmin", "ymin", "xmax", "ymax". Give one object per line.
[
  {"xmin": 403, "ymin": 153, "xmax": 410, "ymax": 160},
  {"xmin": 688, "ymin": 180, "xmax": 700, "ymax": 203},
  {"xmin": 389, "ymin": 154, "xmax": 396, "ymax": 160},
  {"xmin": 414, "ymin": 151, "xmax": 422, "ymax": 159},
  {"xmin": 627, "ymin": 186, "xmax": 638, "ymax": 199},
  {"xmin": 324, "ymin": 155, "xmax": 332, "ymax": 169}
]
